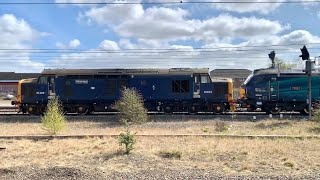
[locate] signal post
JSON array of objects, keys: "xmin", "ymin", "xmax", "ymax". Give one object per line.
[{"xmin": 300, "ymin": 46, "xmax": 313, "ymax": 120}]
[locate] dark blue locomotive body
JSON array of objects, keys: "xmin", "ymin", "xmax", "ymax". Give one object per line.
[{"xmin": 17, "ymin": 68, "xmax": 233, "ymax": 115}]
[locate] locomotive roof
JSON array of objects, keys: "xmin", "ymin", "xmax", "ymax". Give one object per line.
[
  {"xmin": 252, "ymin": 68, "xmax": 320, "ymax": 75},
  {"xmin": 41, "ymin": 68, "xmax": 209, "ymax": 76}
]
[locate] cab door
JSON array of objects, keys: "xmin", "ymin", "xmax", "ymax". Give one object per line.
[
  {"xmin": 48, "ymin": 76, "xmax": 56, "ymax": 99},
  {"xmin": 193, "ymin": 74, "xmax": 200, "ymax": 98},
  {"xmin": 269, "ymin": 77, "xmax": 279, "ymax": 101}
]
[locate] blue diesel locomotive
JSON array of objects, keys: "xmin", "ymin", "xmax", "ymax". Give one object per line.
[
  {"xmin": 239, "ymin": 68, "xmax": 320, "ymax": 114},
  {"xmin": 13, "ymin": 68, "xmax": 233, "ymax": 115}
]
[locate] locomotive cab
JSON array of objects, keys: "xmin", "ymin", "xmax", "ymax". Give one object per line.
[{"xmin": 12, "ymin": 78, "xmax": 38, "ymax": 113}]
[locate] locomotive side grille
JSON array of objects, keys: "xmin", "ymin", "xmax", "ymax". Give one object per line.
[
  {"xmin": 106, "ymin": 79, "xmax": 117, "ymax": 96},
  {"xmin": 214, "ymin": 82, "xmax": 228, "ymax": 99},
  {"xmin": 64, "ymin": 80, "xmax": 73, "ymax": 97},
  {"xmin": 172, "ymin": 80, "xmax": 190, "ymax": 93}
]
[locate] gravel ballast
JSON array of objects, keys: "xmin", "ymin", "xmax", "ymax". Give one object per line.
[{"xmin": 1, "ymin": 167, "xmax": 320, "ymax": 180}]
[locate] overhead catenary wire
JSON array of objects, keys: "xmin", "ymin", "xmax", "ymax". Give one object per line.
[
  {"xmin": 1, "ymin": 42, "xmax": 320, "ymax": 52},
  {"xmin": 0, "ymin": 47, "xmax": 320, "ymax": 55},
  {"xmin": 1, "ymin": 1, "xmax": 320, "ymax": 5}
]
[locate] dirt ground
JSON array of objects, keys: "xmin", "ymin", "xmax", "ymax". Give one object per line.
[
  {"xmin": 0, "ymin": 137, "xmax": 320, "ymax": 179},
  {"xmin": 0, "ymin": 119, "xmax": 320, "ymax": 179},
  {"xmin": 0, "ymin": 118, "xmax": 319, "ymax": 136}
]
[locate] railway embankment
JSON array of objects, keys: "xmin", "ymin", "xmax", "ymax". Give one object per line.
[{"xmin": 0, "ymin": 117, "xmax": 320, "ymax": 179}]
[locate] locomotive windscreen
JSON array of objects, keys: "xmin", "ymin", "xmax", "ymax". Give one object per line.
[
  {"xmin": 213, "ymin": 82, "xmax": 228, "ymax": 98},
  {"xmin": 21, "ymin": 83, "xmax": 35, "ymax": 98}
]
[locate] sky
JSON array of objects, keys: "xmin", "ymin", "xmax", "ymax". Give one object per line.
[{"xmin": 0, "ymin": 0, "xmax": 320, "ymax": 72}]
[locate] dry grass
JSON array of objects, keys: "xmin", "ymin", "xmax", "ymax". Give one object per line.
[
  {"xmin": 0, "ymin": 119, "xmax": 319, "ymax": 136},
  {"xmin": 0, "ymin": 137, "xmax": 319, "ymax": 176},
  {"xmin": 0, "ymin": 118, "xmax": 320, "ymax": 176}
]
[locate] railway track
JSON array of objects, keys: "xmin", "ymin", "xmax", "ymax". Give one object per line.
[
  {"xmin": 0, "ymin": 111, "xmax": 303, "ymax": 116},
  {"xmin": 0, "ymin": 112, "xmax": 308, "ymax": 123},
  {"xmin": 0, "ymin": 134, "xmax": 318, "ymax": 140},
  {"xmin": 0, "ymin": 106, "xmax": 303, "ymax": 116}
]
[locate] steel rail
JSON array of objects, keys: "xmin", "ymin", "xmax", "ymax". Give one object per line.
[{"xmin": 0, "ymin": 134, "xmax": 319, "ymax": 140}]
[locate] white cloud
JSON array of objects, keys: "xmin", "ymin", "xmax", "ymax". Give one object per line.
[
  {"xmin": 82, "ymin": 5, "xmax": 288, "ymax": 42},
  {"xmin": 211, "ymin": 0, "xmax": 284, "ymax": 14},
  {"xmin": 48, "ymin": 29, "xmax": 320, "ymax": 71},
  {"xmin": 56, "ymin": 39, "xmax": 81, "ymax": 49},
  {"xmin": 0, "ymin": 14, "xmax": 44, "ymax": 72},
  {"xmin": 195, "ymin": 15, "xmax": 288, "ymax": 42},
  {"xmin": 69, "ymin": 39, "xmax": 81, "ymax": 48},
  {"xmin": 82, "ymin": 2, "xmax": 143, "ymax": 25},
  {"xmin": 50, "ymin": 1, "xmax": 319, "ymax": 70},
  {"xmin": 55, "ymin": 0, "xmax": 104, "ymax": 7},
  {"xmin": 99, "ymin": 40, "xmax": 120, "ymax": 50},
  {"xmin": 278, "ymin": 30, "xmax": 320, "ymax": 45}
]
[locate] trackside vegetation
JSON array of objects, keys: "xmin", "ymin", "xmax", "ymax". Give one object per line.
[
  {"xmin": 41, "ymin": 97, "xmax": 66, "ymax": 135},
  {"xmin": 113, "ymin": 87, "xmax": 148, "ymax": 125},
  {"xmin": 114, "ymin": 87, "xmax": 148, "ymax": 154}
]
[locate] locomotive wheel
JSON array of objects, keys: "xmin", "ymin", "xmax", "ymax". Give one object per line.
[
  {"xmin": 213, "ymin": 104, "xmax": 224, "ymax": 114},
  {"xmin": 270, "ymin": 108, "xmax": 281, "ymax": 115},
  {"xmin": 164, "ymin": 106, "xmax": 172, "ymax": 114},
  {"xmin": 76, "ymin": 106, "xmax": 88, "ymax": 115},
  {"xmin": 188, "ymin": 106, "xmax": 198, "ymax": 115},
  {"xmin": 264, "ymin": 104, "xmax": 281, "ymax": 115}
]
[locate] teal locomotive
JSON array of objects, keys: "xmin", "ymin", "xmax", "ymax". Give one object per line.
[{"xmin": 240, "ymin": 68, "xmax": 320, "ymax": 114}]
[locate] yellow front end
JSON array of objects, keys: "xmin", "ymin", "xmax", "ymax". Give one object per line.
[
  {"xmin": 239, "ymin": 86, "xmax": 246, "ymax": 99},
  {"xmin": 11, "ymin": 79, "xmax": 25, "ymax": 107},
  {"xmin": 227, "ymin": 79, "xmax": 234, "ymax": 102},
  {"xmin": 12, "ymin": 79, "xmax": 37, "ymax": 111}
]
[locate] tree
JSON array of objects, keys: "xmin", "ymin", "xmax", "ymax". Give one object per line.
[
  {"xmin": 113, "ymin": 87, "xmax": 148, "ymax": 125},
  {"xmin": 269, "ymin": 57, "xmax": 297, "ymax": 70},
  {"xmin": 41, "ymin": 97, "xmax": 66, "ymax": 135},
  {"xmin": 113, "ymin": 87, "xmax": 148, "ymax": 154}
]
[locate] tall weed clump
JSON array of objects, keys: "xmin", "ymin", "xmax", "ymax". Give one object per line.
[
  {"xmin": 312, "ymin": 106, "xmax": 320, "ymax": 122},
  {"xmin": 41, "ymin": 97, "xmax": 66, "ymax": 135},
  {"xmin": 113, "ymin": 87, "xmax": 148, "ymax": 125},
  {"xmin": 114, "ymin": 87, "xmax": 148, "ymax": 154}
]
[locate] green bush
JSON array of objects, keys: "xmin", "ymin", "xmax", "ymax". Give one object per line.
[
  {"xmin": 118, "ymin": 127, "xmax": 136, "ymax": 155},
  {"xmin": 114, "ymin": 88, "xmax": 148, "ymax": 154},
  {"xmin": 41, "ymin": 97, "xmax": 66, "ymax": 135},
  {"xmin": 113, "ymin": 87, "xmax": 148, "ymax": 125}
]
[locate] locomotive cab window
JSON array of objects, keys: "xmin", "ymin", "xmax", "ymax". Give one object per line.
[
  {"xmin": 172, "ymin": 80, "xmax": 190, "ymax": 93},
  {"xmin": 201, "ymin": 75, "xmax": 210, "ymax": 83},
  {"xmin": 38, "ymin": 76, "xmax": 48, "ymax": 84}
]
